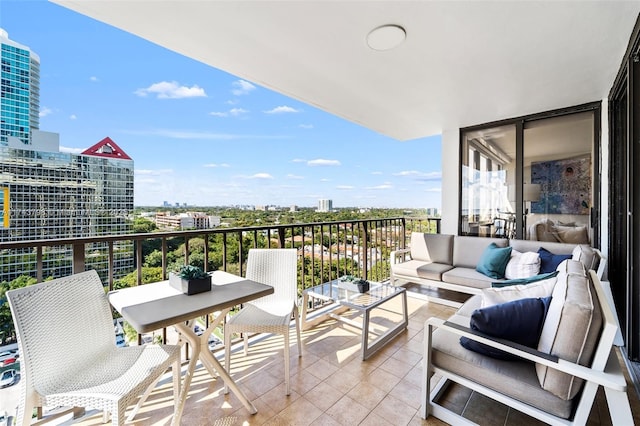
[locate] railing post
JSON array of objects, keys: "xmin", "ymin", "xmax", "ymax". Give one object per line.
[
  {"xmin": 36, "ymin": 246, "xmax": 43, "ymax": 283},
  {"xmin": 362, "ymin": 221, "xmax": 369, "ymax": 281},
  {"xmin": 72, "ymin": 243, "xmax": 85, "ymax": 274},
  {"xmin": 136, "ymin": 239, "xmax": 143, "ymax": 286},
  {"xmin": 203, "ymin": 234, "xmax": 209, "ymax": 272}
]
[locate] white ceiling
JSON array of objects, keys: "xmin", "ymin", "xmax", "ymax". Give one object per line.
[{"xmin": 52, "ymin": 1, "xmax": 640, "ymax": 141}]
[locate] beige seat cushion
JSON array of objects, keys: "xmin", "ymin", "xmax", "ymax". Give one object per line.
[
  {"xmin": 536, "ymin": 261, "xmax": 602, "ymax": 400},
  {"xmin": 391, "ymin": 260, "xmax": 453, "ymax": 281}
]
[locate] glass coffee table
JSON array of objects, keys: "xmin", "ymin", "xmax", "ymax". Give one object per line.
[{"xmin": 301, "ymin": 277, "xmax": 408, "ymax": 360}]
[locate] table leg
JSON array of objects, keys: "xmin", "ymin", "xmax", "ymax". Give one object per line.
[
  {"xmin": 172, "ymin": 323, "xmax": 203, "ymax": 426},
  {"xmin": 176, "ymin": 312, "xmax": 258, "ymax": 415}
]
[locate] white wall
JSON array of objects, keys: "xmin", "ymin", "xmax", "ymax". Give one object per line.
[{"xmin": 441, "ymin": 128, "xmax": 459, "ymax": 235}]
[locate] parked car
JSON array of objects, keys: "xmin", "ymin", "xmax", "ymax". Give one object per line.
[
  {"xmin": 0, "ymin": 410, "xmax": 8, "ymax": 426},
  {"xmin": 0, "ymin": 369, "xmax": 17, "ymax": 388},
  {"xmin": 208, "ymin": 335, "xmax": 222, "ymax": 351},
  {"xmin": 0, "ymin": 353, "xmax": 16, "ymax": 366}
]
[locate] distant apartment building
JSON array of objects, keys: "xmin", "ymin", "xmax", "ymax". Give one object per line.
[
  {"xmin": 318, "ymin": 199, "xmax": 333, "ymax": 212},
  {"xmin": 0, "ymin": 29, "xmax": 134, "ymax": 282},
  {"xmin": 426, "ymin": 207, "xmax": 440, "ymax": 217},
  {"xmin": 155, "ymin": 212, "xmax": 220, "ymax": 230}
]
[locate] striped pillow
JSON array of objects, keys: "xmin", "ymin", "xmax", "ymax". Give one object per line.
[{"xmin": 505, "ymin": 250, "xmax": 541, "ymax": 279}]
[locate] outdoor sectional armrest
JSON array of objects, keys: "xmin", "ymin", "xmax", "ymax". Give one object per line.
[
  {"xmin": 425, "ymin": 318, "xmax": 627, "ymax": 392},
  {"xmin": 390, "ymin": 248, "xmax": 411, "ymax": 264}
]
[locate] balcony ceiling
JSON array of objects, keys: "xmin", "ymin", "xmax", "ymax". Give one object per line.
[{"xmin": 52, "ymin": 1, "xmax": 640, "ymax": 141}]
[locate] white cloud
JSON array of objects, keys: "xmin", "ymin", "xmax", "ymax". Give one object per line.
[
  {"xmin": 59, "ymin": 146, "xmax": 84, "ymax": 154},
  {"xmin": 69, "ymin": 114, "xmax": 77, "ymax": 120},
  {"xmin": 39, "ymin": 107, "xmax": 52, "ymax": 118},
  {"xmin": 209, "ymin": 108, "xmax": 248, "ymax": 118},
  {"xmin": 203, "ymin": 163, "xmax": 230, "ymax": 168},
  {"xmin": 291, "ymin": 158, "xmax": 306, "ymax": 163},
  {"xmin": 286, "ymin": 174, "xmax": 304, "ymax": 180},
  {"xmin": 135, "ymin": 169, "xmax": 174, "ymax": 175},
  {"xmin": 393, "ymin": 170, "xmax": 442, "ymax": 181},
  {"xmin": 229, "ymin": 108, "xmax": 248, "ymax": 116},
  {"xmin": 247, "ymin": 173, "xmax": 274, "ymax": 180},
  {"xmin": 124, "ymin": 129, "xmax": 284, "ymax": 140},
  {"xmin": 371, "ymin": 171, "xmax": 383, "ymax": 175},
  {"xmin": 366, "ymin": 183, "xmax": 393, "ymax": 190},
  {"xmin": 320, "ymin": 178, "xmax": 331, "ymax": 182},
  {"xmin": 89, "ymin": 76, "xmax": 99, "ymax": 82},
  {"xmin": 336, "ymin": 185, "xmax": 354, "ymax": 190},
  {"xmin": 264, "ymin": 105, "xmax": 300, "ymax": 114},
  {"xmin": 299, "ymin": 124, "xmax": 313, "ymax": 129},
  {"xmin": 307, "ymin": 158, "xmax": 341, "ymax": 167},
  {"xmin": 231, "ymin": 79, "xmax": 256, "ymax": 96},
  {"xmin": 134, "ymin": 81, "xmax": 207, "ymax": 99}
]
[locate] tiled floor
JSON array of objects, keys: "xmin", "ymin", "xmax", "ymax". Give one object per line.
[{"xmin": 65, "ymin": 293, "xmax": 640, "ymax": 426}]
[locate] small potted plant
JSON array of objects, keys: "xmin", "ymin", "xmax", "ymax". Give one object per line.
[{"xmin": 169, "ymin": 265, "xmax": 212, "ymax": 295}]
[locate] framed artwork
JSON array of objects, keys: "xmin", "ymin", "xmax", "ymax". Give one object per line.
[{"xmin": 530, "ymin": 155, "xmax": 591, "ymax": 214}]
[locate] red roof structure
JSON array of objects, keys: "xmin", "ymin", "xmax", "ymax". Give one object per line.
[{"xmin": 81, "ymin": 137, "xmax": 132, "ymax": 160}]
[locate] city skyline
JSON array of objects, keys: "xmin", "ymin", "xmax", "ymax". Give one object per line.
[{"xmin": 0, "ymin": 1, "xmax": 442, "ymax": 209}]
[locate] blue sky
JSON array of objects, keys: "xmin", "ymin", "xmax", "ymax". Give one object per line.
[{"xmin": 1, "ymin": 1, "xmax": 442, "ymax": 209}]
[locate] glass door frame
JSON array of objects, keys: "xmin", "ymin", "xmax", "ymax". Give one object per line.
[{"xmin": 458, "ymin": 102, "xmax": 601, "ymax": 244}]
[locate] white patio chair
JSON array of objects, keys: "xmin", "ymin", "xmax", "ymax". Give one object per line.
[
  {"xmin": 224, "ymin": 248, "xmax": 301, "ymax": 395},
  {"xmin": 7, "ymin": 270, "xmax": 181, "ymax": 426}
]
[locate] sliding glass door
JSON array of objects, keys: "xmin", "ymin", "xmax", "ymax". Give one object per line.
[{"xmin": 460, "ymin": 105, "xmax": 599, "ymax": 243}]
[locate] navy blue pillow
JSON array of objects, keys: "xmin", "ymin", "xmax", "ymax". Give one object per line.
[
  {"xmin": 491, "ymin": 270, "xmax": 559, "ymax": 288},
  {"xmin": 460, "ymin": 296, "xmax": 552, "ymax": 361},
  {"xmin": 476, "ymin": 243, "xmax": 512, "ymax": 279},
  {"xmin": 538, "ymin": 247, "xmax": 571, "ymax": 273}
]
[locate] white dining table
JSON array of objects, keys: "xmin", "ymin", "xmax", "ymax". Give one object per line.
[{"xmin": 108, "ymin": 270, "xmax": 273, "ymax": 424}]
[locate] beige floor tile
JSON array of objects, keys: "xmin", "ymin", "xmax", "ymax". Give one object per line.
[
  {"xmin": 64, "ymin": 291, "xmax": 640, "ymax": 426},
  {"xmin": 372, "ymin": 394, "xmax": 417, "ymax": 425},
  {"xmin": 325, "ymin": 395, "xmax": 370, "ymax": 425}
]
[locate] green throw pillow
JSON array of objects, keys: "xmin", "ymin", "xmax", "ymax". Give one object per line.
[
  {"xmin": 491, "ymin": 270, "xmax": 559, "ymax": 288},
  {"xmin": 476, "ymin": 243, "xmax": 512, "ymax": 279}
]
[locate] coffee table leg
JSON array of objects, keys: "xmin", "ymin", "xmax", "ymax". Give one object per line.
[
  {"xmin": 362, "ymin": 310, "xmax": 371, "ymax": 360},
  {"xmin": 361, "ymin": 289, "xmax": 408, "ymax": 360}
]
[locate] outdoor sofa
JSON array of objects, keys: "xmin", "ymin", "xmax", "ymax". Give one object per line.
[
  {"xmin": 390, "ymin": 233, "xmax": 603, "ymax": 306},
  {"xmin": 421, "ymin": 259, "xmax": 632, "ymax": 425}
]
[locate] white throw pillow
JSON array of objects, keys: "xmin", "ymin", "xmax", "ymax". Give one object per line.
[
  {"xmin": 505, "ymin": 250, "xmax": 541, "ymax": 279},
  {"xmin": 481, "ymin": 276, "xmax": 557, "ymax": 308}
]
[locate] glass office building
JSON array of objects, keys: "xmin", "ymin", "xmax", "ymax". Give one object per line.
[
  {"xmin": 0, "ymin": 28, "xmax": 39, "ymax": 146},
  {"xmin": 0, "ymin": 139, "xmax": 135, "ymax": 282},
  {"xmin": 0, "ymin": 30, "xmax": 134, "ymax": 282}
]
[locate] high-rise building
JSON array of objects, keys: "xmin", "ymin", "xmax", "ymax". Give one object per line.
[
  {"xmin": 0, "ymin": 137, "xmax": 135, "ymax": 282},
  {"xmin": 318, "ymin": 199, "xmax": 333, "ymax": 212},
  {"xmin": 0, "ymin": 29, "xmax": 39, "ymax": 146},
  {"xmin": 0, "ymin": 30, "xmax": 134, "ymax": 282}
]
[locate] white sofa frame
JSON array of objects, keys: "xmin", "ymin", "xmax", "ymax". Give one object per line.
[{"xmin": 421, "ymin": 270, "xmax": 631, "ymax": 425}]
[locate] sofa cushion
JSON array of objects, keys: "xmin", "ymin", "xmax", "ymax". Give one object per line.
[
  {"xmin": 510, "ymin": 239, "xmax": 577, "ymax": 256},
  {"xmin": 453, "ymin": 236, "xmax": 508, "ymax": 268},
  {"xmin": 481, "ymin": 276, "xmax": 557, "ymax": 308},
  {"xmin": 476, "ymin": 243, "xmax": 512, "ymax": 279},
  {"xmin": 391, "ymin": 260, "xmax": 453, "ymax": 281},
  {"xmin": 572, "ymin": 244, "xmax": 598, "ymax": 271},
  {"xmin": 441, "ymin": 267, "xmax": 496, "ymax": 290},
  {"xmin": 553, "ymin": 225, "xmax": 590, "ymax": 244},
  {"xmin": 410, "ymin": 232, "xmax": 454, "ymax": 264},
  {"xmin": 430, "ymin": 313, "xmax": 576, "ymax": 419},
  {"xmin": 504, "ymin": 250, "xmax": 540, "ymax": 279},
  {"xmin": 460, "ymin": 296, "xmax": 552, "ymax": 360},
  {"xmin": 538, "ymin": 247, "xmax": 572, "ymax": 273},
  {"xmin": 536, "ymin": 261, "xmax": 602, "ymax": 400},
  {"xmin": 491, "ymin": 271, "xmax": 559, "ymax": 288}
]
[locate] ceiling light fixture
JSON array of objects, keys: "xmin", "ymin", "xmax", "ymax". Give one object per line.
[{"xmin": 367, "ymin": 25, "xmax": 406, "ymax": 51}]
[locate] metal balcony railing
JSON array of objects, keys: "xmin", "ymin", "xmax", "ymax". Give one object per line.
[{"xmin": 0, "ymin": 216, "xmax": 440, "ymax": 291}]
